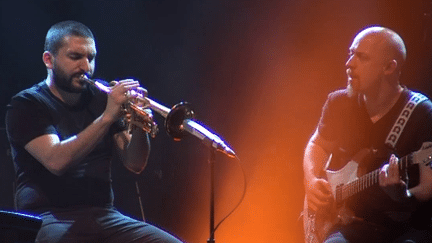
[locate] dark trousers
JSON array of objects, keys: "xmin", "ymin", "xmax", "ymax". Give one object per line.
[
  {"xmin": 324, "ymin": 221, "xmax": 432, "ymax": 243},
  {"xmin": 35, "ymin": 206, "xmax": 182, "ymax": 243}
]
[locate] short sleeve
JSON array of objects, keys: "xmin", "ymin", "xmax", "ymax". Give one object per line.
[
  {"xmin": 317, "ymin": 91, "xmax": 347, "ymax": 142},
  {"xmin": 6, "ymin": 96, "xmax": 56, "ymax": 147}
]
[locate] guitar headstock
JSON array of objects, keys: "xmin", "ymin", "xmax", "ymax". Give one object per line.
[{"xmin": 412, "ymin": 141, "xmax": 432, "ymax": 167}]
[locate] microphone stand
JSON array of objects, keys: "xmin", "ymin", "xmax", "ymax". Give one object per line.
[
  {"xmin": 83, "ymin": 78, "xmax": 234, "ymax": 239},
  {"xmin": 207, "ymin": 147, "xmax": 216, "ymax": 243},
  {"xmin": 161, "ymin": 102, "xmax": 236, "ymax": 243}
]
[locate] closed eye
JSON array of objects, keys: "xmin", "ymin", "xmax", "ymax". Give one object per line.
[
  {"xmin": 68, "ymin": 52, "xmax": 95, "ymax": 62},
  {"xmin": 68, "ymin": 52, "xmax": 84, "ymax": 60},
  {"xmin": 348, "ymin": 50, "xmax": 369, "ymax": 61}
]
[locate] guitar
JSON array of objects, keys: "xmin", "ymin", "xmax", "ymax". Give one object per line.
[{"xmin": 303, "ymin": 141, "xmax": 432, "ymax": 243}]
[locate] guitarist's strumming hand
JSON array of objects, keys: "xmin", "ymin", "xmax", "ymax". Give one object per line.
[
  {"xmin": 379, "ymin": 154, "xmax": 409, "ymax": 202},
  {"xmin": 305, "ymin": 177, "xmax": 333, "ymax": 212}
]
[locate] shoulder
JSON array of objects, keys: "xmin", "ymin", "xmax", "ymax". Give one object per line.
[
  {"xmin": 11, "ymin": 81, "xmax": 48, "ymax": 101},
  {"xmin": 8, "ymin": 81, "xmax": 51, "ymax": 109},
  {"xmin": 325, "ymin": 89, "xmax": 353, "ymax": 104},
  {"xmin": 328, "ymin": 88, "xmax": 350, "ymax": 98},
  {"xmin": 322, "ymin": 88, "xmax": 356, "ymax": 111},
  {"xmin": 403, "ymin": 89, "xmax": 432, "ymax": 140},
  {"xmin": 417, "ymin": 93, "xmax": 432, "ymax": 111},
  {"xmin": 406, "ymin": 89, "xmax": 432, "ymax": 114}
]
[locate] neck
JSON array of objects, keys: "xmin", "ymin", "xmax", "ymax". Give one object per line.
[
  {"xmin": 363, "ymin": 83, "xmax": 403, "ymax": 123},
  {"xmin": 46, "ymin": 75, "xmax": 82, "ymax": 106}
]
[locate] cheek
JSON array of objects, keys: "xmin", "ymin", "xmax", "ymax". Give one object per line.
[
  {"xmin": 362, "ymin": 63, "xmax": 377, "ymax": 77},
  {"xmin": 54, "ymin": 58, "xmax": 70, "ymax": 70}
]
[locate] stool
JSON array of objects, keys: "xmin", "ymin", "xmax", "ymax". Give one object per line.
[{"xmin": 0, "ymin": 210, "xmax": 42, "ymax": 243}]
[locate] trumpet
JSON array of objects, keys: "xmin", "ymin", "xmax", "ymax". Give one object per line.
[
  {"xmin": 79, "ymin": 75, "xmax": 169, "ymax": 138},
  {"xmin": 79, "ymin": 74, "xmax": 236, "ymax": 158}
]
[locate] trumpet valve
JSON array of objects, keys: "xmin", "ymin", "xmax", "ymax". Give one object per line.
[{"xmin": 127, "ymin": 104, "xmax": 159, "ymax": 138}]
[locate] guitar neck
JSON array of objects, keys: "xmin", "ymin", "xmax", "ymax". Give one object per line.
[{"xmin": 337, "ymin": 154, "xmax": 411, "ymax": 202}]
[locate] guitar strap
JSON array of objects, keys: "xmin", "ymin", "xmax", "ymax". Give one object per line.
[{"xmin": 385, "ymin": 91, "xmax": 429, "ymax": 149}]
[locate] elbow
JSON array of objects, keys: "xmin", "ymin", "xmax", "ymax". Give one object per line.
[
  {"xmin": 123, "ymin": 155, "xmax": 149, "ymax": 174},
  {"xmin": 50, "ymin": 169, "xmax": 65, "ymax": 177},
  {"xmin": 46, "ymin": 163, "xmax": 67, "ymax": 176},
  {"xmin": 122, "ymin": 145, "xmax": 150, "ymax": 174},
  {"xmin": 121, "ymin": 148, "xmax": 151, "ymax": 175},
  {"xmin": 125, "ymin": 162, "xmax": 147, "ymax": 174},
  {"xmin": 42, "ymin": 156, "xmax": 74, "ymax": 176}
]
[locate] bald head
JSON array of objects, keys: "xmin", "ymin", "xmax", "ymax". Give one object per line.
[{"xmin": 354, "ymin": 26, "xmax": 406, "ymax": 70}]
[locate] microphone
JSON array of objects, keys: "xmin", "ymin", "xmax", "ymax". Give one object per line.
[
  {"xmin": 81, "ymin": 74, "xmax": 236, "ymax": 158},
  {"xmin": 182, "ymin": 119, "xmax": 236, "ymax": 158},
  {"xmin": 165, "ymin": 102, "xmax": 237, "ymax": 159}
]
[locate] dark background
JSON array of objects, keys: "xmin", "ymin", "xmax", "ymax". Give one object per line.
[{"xmin": 1, "ymin": 0, "xmax": 431, "ymax": 242}]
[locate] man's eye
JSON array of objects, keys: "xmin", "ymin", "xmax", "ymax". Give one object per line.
[
  {"xmin": 69, "ymin": 54, "xmax": 82, "ymax": 60},
  {"xmin": 357, "ymin": 54, "xmax": 368, "ymax": 61}
]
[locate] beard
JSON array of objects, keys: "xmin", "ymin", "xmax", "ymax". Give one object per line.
[
  {"xmin": 52, "ymin": 64, "xmax": 88, "ymax": 93},
  {"xmin": 346, "ymin": 78, "xmax": 360, "ymax": 97},
  {"xmin": 347, "ymin": 78, "xmax": 359, "ymax": 98}
]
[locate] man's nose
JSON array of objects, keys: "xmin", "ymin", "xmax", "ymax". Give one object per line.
[
  {"xmin": 80, "ymin": 58, "xmax": 92, "ymax": 72},
  {"xmin": 345, "ymin": 56, "xmax": 355, "ymax": 68}
]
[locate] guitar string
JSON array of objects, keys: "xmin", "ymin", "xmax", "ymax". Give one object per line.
[{"xmin": 339, "ymin": 156, "xmax": 409, "ymax": 201}]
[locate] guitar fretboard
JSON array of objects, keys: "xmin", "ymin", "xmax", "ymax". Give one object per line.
[{"xmin": 336, "ymin": 155, "xmax": 410, "ymax": 203}]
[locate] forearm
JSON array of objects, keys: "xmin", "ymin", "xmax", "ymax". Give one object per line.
[
  {"xmin": 26, "ymin": 114, "xmax": 114, "ymax": 176},
  {"xmin": 121, "ymin": 129, "xmax": 151, "ymax": 174},
  {"xmin": 303, "ymin": 131, "xmax": 332, "ymax": 183},
  {"xmin": 303, "ymin": 141, "xmax": 330, "ymax": 183},
  {"xmin": 303, "ymin": 133, "xmax": 334, "ymax": 210},
  {"xmin": 25, "ymin": 79, "xmax": 144, "ymax": 176}
]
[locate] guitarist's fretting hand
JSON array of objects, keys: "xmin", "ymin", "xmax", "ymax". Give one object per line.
[
  {"xmin": 306, "ymin": 177, "xmax": 333, "ymax": 212},
  {"xmin": 379, "ymin": 154, "xmax": 409, "ymax": 202}
]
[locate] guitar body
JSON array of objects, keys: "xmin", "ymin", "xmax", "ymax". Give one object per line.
[
  {"xmin": 303, "ymin": 161, "xmax": 360, "ymax": 243},
  {"xmin": 303, "ymin": 142, "xmax": 432, "ymax": 243},
  {"xmin": 303, "ymin": 195, "xmax": 332, "ymax": 243}
]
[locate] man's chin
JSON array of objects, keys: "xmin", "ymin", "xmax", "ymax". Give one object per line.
[
  {"xmin": 347, "ymin": 83, "xmax": 358, "ymax": 98},
  {"xmin": 72, "ymin": 84, "xmax": 87, "ymax": 93},
  {"xmin": 58, "ymin": 82, "xmax": 86, "ymax": 93},
  {"xmin": 70, "ymin": 78, "xmax": 88, "ymax": 92}
]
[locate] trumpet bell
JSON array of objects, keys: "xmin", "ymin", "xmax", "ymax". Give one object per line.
[{"xmin": 165, "ymin": 102, "xmax": 194, "ymax": 141}]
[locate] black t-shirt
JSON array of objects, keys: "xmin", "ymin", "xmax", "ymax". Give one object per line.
[
  {"xmin": 5, "ymin": 80, "xmax": 126, "ymax": 213},
  {"xmin": 317, "ymin": 87, "xmax": 432, "ymax": 224}
]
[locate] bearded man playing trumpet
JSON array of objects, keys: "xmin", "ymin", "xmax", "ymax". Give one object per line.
[{"xmin": 5, "ymin": 20, "xmax": 182, "ymax": 243}]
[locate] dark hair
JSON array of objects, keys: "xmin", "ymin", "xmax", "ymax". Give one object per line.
[{"xmin": 44, "ymin": 20, "xmax": 94, "ymax": 55}]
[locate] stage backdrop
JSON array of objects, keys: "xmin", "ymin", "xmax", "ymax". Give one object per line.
[{"xmin": 1, "ymin": 0, "xmax": 431, "ymax": 242}]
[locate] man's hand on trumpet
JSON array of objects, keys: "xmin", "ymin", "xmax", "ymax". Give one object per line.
[
  {"xmin": 128, "ymin": 86, "xmax": 150, "ymax": 108},
  {"xmin": 80, "ymin": 74, "xmax": 157, "ymax": 136},
  {"xmin": 103, "ymin": 79, "xmax": 140, "ymax": 123},
  {"xmin": 106, "ymin": 79, "xmax": 156, "ymax": 135}
]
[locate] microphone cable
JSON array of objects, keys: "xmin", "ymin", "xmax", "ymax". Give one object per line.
[{"xmin": 213, "ymin": 154, "xmax": 247, "ymax": 234}]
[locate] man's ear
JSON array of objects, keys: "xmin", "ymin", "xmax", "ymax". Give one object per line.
[
  {"xmin": 384, "ymin": 59, "xmax": 397, "ymax": 75},
  {"xmin": 42, "ymin": 51, "xmax": 54, "ymax": 69}
]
